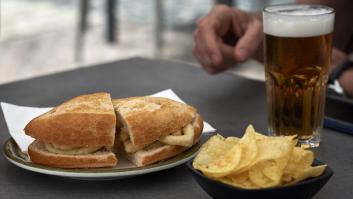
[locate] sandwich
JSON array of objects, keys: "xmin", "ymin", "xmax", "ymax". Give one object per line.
[
  {"xmin": 23, "ymin": 93, "xmax": 204, "ymax": 169},
  {"xmin": 113, "ymin": 97, "xmax": 203, "ymax": 167},
  {"xmin": 24, "ymin": 92, "xmax": 118, "ymax": 168}
]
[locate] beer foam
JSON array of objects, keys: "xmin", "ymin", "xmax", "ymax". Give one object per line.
[{"xmin": 263, "ymin": 5, "xmax": 334, "ymax": 37}]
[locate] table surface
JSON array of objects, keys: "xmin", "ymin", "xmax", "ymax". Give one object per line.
[{"xmin": 0, "ymin": 57, "xmax": 352, "ymax": 199}]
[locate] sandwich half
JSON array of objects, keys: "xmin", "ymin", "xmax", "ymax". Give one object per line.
[
  {"xmin": 24, "ymin": 92, "xmax": 118, "ymax": 168},
  {"xmin": 113, "ymin": 97, "xmax": 203, "ymax": 167}
]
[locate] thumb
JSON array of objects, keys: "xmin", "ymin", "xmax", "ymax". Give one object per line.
[{"xmin": 234, "ymin": 19, "xmax": 262, "ymax": 62}]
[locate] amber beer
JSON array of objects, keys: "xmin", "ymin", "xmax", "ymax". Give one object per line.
[{"xmin": 263, "ymin": 5, "xmax": 335, "ymax": 148}]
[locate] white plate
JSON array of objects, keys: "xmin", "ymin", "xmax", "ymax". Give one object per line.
[{"xmin": 3, "ymin": 139, "xmax": 200, "ymax": 180}]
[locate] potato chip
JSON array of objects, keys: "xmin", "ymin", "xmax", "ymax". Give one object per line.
[
  {"xmin": 253, "ymin": 136, "xmax": 295, "ymax": 167},
  {"xmin": 243, "ymin": 124, "xmax": 271, "ymax": 141},
  {"xmin": 193, "ymin": 133, "xmax": 242, "ymax": 178},
  {"xmin": 231, "ymin": 125, "xmax": 258, "ymax": 174},
  {"xmin": 282, "ymin": 147, "xmax": 314, "ymax": 184},
  {"xmin": 192, "ymin": 124, "xmax": 327, "ymax": 190},
  {"xmin": 193, "ymin": 134, "xmax": 229, "ymax": 168},
  {"xmin": 248, "ymin": 136, "xmax": 295, "ymax": 188},
  {"xmin": 286, "ymin": 165, "xmax": 326, "ymax": 185},
  {"xmin": 198, "ymin": 125, "xmax": 258, "ymax": 178},
  {"xmin": 225, "ymin": 137, "xmax": 240, "ymax": 145},
  {"xmin": 219, "ymin": 171, "xmax": 257, "ymax": 189},
  {"xmin": 249, "ymin": 160, "xmax": 282, "ymax": 188},
  {"xmin": 200, "ymin": 144, "xmax": 242, "ymax": 178}
]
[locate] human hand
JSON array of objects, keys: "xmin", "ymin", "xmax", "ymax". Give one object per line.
[
  {"xmin": 331, "ymin": 48, "xmax": 348, "ymax": 72},
  {"xmin": 339, "ymin": 67, "xmax": 353, "ymax": 97},
  {"xmin": 193, "ymin": 5, "xmax": 263, "ymax": 74},
  {"xmin": 330, "ymin": 48, "xmax": 353, "ymax": 97}
]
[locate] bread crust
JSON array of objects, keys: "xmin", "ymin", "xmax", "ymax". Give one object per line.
[
  {"xmin": 28, "ymin": 140, "xmax": 118, "ymax": 168},
  {"xmin": 25, "ymin": 93, "xmax": 116, "ymax": 147},
  {"xmin": 120, "ymin": 114, "xmax": 203, "ymax": 167},
  {"xmin": 192, "ymin": 114, "xmax": 203, "ymax": 144},
  {"xmin": 112, "ymin": 97, "xmax": 196, "ymax": 149},
  {"xmin": 134, "ymin": 145, "xmax": 188, "ymax": 167}
]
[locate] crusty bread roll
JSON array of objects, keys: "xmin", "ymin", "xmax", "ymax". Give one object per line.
[
  {"xmin": 24, "ymin": 92, "xmax": 118, "ymax": 168},
  {"xmin": 113, "ymin": 97, "xmax": 203, "ymax": 167},
  {"xmin": 113, "ymin": 97, "xmax": 197, "ymax": 148},
  {"xmin": 119, "ymin": 115, "xmax": 203, "ymax": 167},
  {"xmin": 28, "ymin": 140, "xmax": 117, "ymax": 168},
  {"xmin": 25, "ymin": 93, "xmax": 116, "ymax": 147}
]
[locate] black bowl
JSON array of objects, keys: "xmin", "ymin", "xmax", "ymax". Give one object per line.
[{"xmin": 187, "ymin": 159, "xmax": 333, "ymax": 199}]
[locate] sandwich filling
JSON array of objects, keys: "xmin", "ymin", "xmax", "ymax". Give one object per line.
[
  {"xmin": 43, "ymin": 142, "xmax": 103, "ymax": 155},
  {"xmin": 120, "ymin": 120, "xmax": 196, "ymax": 153}
]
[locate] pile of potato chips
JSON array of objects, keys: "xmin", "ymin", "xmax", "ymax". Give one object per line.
[{"xmin": 193, "ymin": 125, "xmax": 326, "ymax": 189}]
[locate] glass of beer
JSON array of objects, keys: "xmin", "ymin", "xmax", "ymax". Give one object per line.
[{"xmin": 263, "ymin": 5, "xmax": 334, "ymax": 148}]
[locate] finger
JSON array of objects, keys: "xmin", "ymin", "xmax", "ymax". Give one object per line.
[
  {"xmin": 198, "ymin": 25, "xmax": 222, "ymax": 66},
  {"xmin": 213, "ymin": 39, "xmax": 237, "ymax": 72},
  {"xmin": 234, "ymin": 19, "xmax": 262, "ymax": 62},
  {"xmin": 207, "ymin": 5, "xmax": 234, "ymax": 35},
  {"xmin": 203, "ymin": 43, "xmax": 236, "ymax": 74},
  {"xmin": 231, "ymin": 10, "xmax": 245, "ymax": 38},
  {"xmin": 194, "ymin": 30, "xmax": 213, "ymax": 67},
  {"xmin": 197, "ymin": 5, "xmax": 238, "ymax": 65},
  {"xmin": 220, "ymin": 42, "xmax": 236, "ymax": 66},
  {"xmin": 193, "ymin": 34, "xmax": 215, "ymax": 73},
  {"xmin": 196, "ymin": 16, "xmax": 206, "ymax": 26},
  {"xmin": 201, "ymin": 37, "xmax": 236, "ymax": 74},
  {"xmin": 194, "ymin": 47, "xmax": 216, "ymax": 74}
]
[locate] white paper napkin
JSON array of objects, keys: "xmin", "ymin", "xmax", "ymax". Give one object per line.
[
  {"xmin": 150, "ymin": 89, "xmax": 216, "ymax": 133},
  {"xmin": 1, "ymin": 89, "xmax": 216, "ymax": 152},
  {"xmin": 1, "ymin": 103, "xmax": 51, "ymax": 152}
]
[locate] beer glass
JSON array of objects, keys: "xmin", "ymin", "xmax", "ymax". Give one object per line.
[{"xmin": 263, "ymin": 5, "xmax": 335, "ymax": 148}]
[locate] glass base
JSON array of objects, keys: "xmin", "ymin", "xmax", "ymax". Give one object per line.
[
  {"xmin": 268, "ymin": 129, "xmax": 321, "ymax": 148},
  {"xmin": 297, "ymin": 135, "xmax": 320, "ymax": 148}
]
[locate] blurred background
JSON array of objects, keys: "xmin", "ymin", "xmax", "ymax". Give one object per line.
[{"xmin": 0, "ymin": 0, "xmax": 293, "ymax": 85}]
